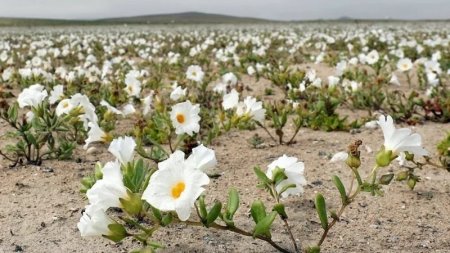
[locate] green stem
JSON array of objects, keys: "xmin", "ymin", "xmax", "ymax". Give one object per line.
[
  {"xmin": 270, "ymin": 185, "xmax": 300, "ymax": 252},
  {"xmin": 184, "ymin": 220, "xmax": 292, "ymax": 253},
  {"xmin": 286, "ymin": 125, "xmax": 301, "ymax": 145},
  {"xmin": 147, "ymin": 137, "xmax": 170, "ymax": 157},
  {"xmin": 255, "ymin": 121, "xmax": 277, "ymax": 143},
  {"xmin": 171, "ymin": 134, "xmax": 186, "ymax": 152},
  {"xmin": 368, "ymin": 165, "xmax": 379, "ymax": 196}
]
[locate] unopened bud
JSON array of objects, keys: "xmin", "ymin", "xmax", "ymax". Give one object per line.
[
  {"xmin": 376, "ymin": 148, "xmax": 394, "ymax": 167},
  {"xmin": 346, "ymin": 154, "xmax": 361, "ymax": 169}
]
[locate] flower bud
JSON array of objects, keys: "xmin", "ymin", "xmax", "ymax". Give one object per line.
[
  {"xmin": 396, "ymin": 171, "xmax": 408, "ymax": 181},
  {"xmin": 346, "ymin": 140, "xmax": 362, "ymax": 169},
  {"xmin": 345, "ymin": 154, "xmax": 361, "ymax": 169},
  {"xmin": 376, "ymin": 148, "xmax": 394, "ymax": 167},
  {"xmin": 407, "ymin": 177, "xmax": 417, "ymax": 190}
]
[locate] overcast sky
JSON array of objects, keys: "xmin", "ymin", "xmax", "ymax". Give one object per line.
[{"xmin": 0, "ymin": 0, "xmax": 448, "ymax": 20}]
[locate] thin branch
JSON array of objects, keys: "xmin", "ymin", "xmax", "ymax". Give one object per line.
[{"xmin": 184, "ymin": 220, "xmax": 292, "ymax": 253}]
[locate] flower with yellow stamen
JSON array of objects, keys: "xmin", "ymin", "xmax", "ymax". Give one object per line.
[
  {"xmin": 142, "ymin": 150, "xmax": 210, "ymax": 221},
  {"xmin": 170, "ymin": 100, "xmax": 201, "ymax": 136}
]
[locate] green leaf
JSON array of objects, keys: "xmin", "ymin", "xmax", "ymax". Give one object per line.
[
  {"xmin": 151, "ymin": 206, "xmax": 162, "ymax": 221},
  {"xmin": 7, "ymin": 103, "xmax": 18, "ymax": 122},
  {"xmin": 123, "ymin": 159, "xmax": 148, "ymax": 193},
  {"xmin": 206, "ymin": 200, "xmax": 222, "ymax": 226},
  {"xmin": 332, "ymin": 175, "xmax": 347, "ymax": 204},
  {"xmin": 197, "ymin": 196, "xmax": 207, "ymax": 220},
  {"xmin": 161, "ymin": 213, "xmax": 173, "ymax": 226},
  {"xmin": 272, "ymin": 203, "xmax": 288, "ymax": 220},
  {"xmin": 277, "ymin": 183, "xmax": 296, "ymax": 196},
  {"xmin": 253, "ymin": 166, "xmax": 271, "ymax": 185},
  {"xmin": 250, "ymin": 200, "xmax": 267, "ymax": 224},
  {"xmin": 253, "ymin": 211, "xmax": 277, "ymax": 238},
  {"xmin": 271, "ymin": 167, "xmax": 288, "ymax": 186},
  {"xmin": 25, "ymin": 132, "xmax": 38, "ymax": 147},
  {"xmin": 226, "ymin": 188, "xmax": 239, "ymax": 219},
  {"xmin": 315, "ymin": 193, "xmax": 328, "ymax": 230}
]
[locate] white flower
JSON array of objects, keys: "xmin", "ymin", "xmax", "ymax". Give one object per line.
[
  {"xmin": 48, "ymin": 85, "xmax": 64, "ymax": 105},
  {"xmin": 396, "ymin": 152, "xmax": 406, "ymax": 166},
  {"xmin": 299, "ymin": 81, "xmax": 306, "ymax": 92},
  {"xmin": 266, "ymin": 155, "xmax": 307, "ymax": 198},
  {"xmin": 141, "ymin": 92, "xmax": 154, "ymax": 116},
  {"xmin": 25, "ymin": 111, "xmax": 34, "ymax": 122},
  {"xmin": 77, "ymin": 204, "xmax": 114, "ymax": 237},
  {"xmin": 424, "ymin": 60, "xmax": 441, "ymax": 74},
  {"xmin": 330, "ymin": 152, "xmax": 348, "ymax": 163},
  {"xmin": 100, "ymin": 100, "xmax": 122, "ymax": 115},
  {"xmin": 1, "ymin": 67, "xmax": 14, "ymax": 81},
  {"xmin": 121, "ymin": 103, "xmax": 136, "ymax": 116},
  {"xmin": 247, "ymin": 66, "xmax": 256, "ymax": 75},
  {"xmin": 377, "ymin": 115, "xmax": 428, "ymax": 157},
  {"xmin": 70, "ymin": 93, "xmax": 98, "ymax": 130},
  {"xmin": 306, "ymin": 69, "xmax": 317, "ymax": 81},
  {"xmin": 389, "ymin": 74, "xmax": 401, "ymax": 86},
  {"xmin": 222, "ymin": 89, "xmax": 239, "ymax": 110},
  {"xmin": 236, "ymin": 96, "xmax": 266, "ymax": 123},
  {"xmin": 170, "ymin": 82, "xmax": 187, "ymax": 101},
  {"xmin": 108, "ymin": 136, "xmax": 136, "ymax": 165},
  {"xmin": 186, "ymin": 144, "xmax": 217, "ymax": 172},
  {"xmin": 349, "ymin": 57, "xmax": 358, "ymax": 65},
  {"xmin": 124, "ymin": 72, "xmax": 142, "ymax": 98},
  {"xmin": 84, "ymin": 122, "xmax": 110, "ymax": 149},
  {"xmin": 31, "ymin": 56, "xmax": 42, "ymax": 67},
  {"xmin": 364, "ymin": 120, "xmax": 379, "ymax": 129},
  {"xmin": 170, "ymin": 101, "xmax": 201, "ymax": 136},
  {"xmin": 327, "ymin": 76, "xmax": 340, "ymax": 87},
  {"xmin": 335, "ymin": 61, "xmax": 347, "ymax": 76},
  {"xmin": 222, "ymin": 72, "xmax": 237, "ymax": 86},
  {"xmin": 186, "ymin": 65, "xmax": 204, "ymax": 82},
  {"xmin": 366, "ymin": 50, "xmax": 379, "ymax": 65},
  {"xmin": 397, "ymin": 58, "xmax": 413, "ymax": 72},
  {"xmin": 426, "ymin": 72, "xmax": 439, "ymax": 86},
  {"xmin": 213, "ymin": 82, "xmax": 227, "ymax": 94},
  {"xmin": 142, "ymin": 155, "xmax": 210, "ymax": 221},
  {"xmin": 342, "ymin": 80, "xmax": 361, "ymax": 92},
  {"xmin": 86, "ymin": 160, "xmax": 127, "ymax": 210},
  {"xmin": 56, "ymin": 99, "xmax": 74, "ymax": 116},
  {"xmin": 311, "ymin": 78, "xmax": 322, "ymax": 88},
  {"xmin": 17, "ymin": 84, "xmax": 48, "ymax": 108}
]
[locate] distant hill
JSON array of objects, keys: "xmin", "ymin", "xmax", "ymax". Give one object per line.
[
  {"xmin": 0, "ymin": 12, "xmax": 276, "ymax": 26},
  {"xmin": 0, "ymin": 12, "xmax": 448, "ymax": 27},
  {"xmin": 99, "ymin": 12, "xmax": 275, "ymax": 24}
]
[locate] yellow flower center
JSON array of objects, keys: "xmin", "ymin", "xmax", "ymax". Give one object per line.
[
  {"xmin": 171, "ymin": 181, "xmax": 185, "ymax": 199},
  {"xmin": 192, "ymin": 71, "xmax": 197, "ymax": 76},
  {"xmin": 176, "ymin": 113, "xmax": 185, "ymax": 124},
  {"xmin": 63, "ymin": 101, "xmax": 69, "ymax": 108}
]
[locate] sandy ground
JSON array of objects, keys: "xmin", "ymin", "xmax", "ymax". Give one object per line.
[{"xmin": 1, "ymin": 118, "xmax": 449, "ymax": 253}]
